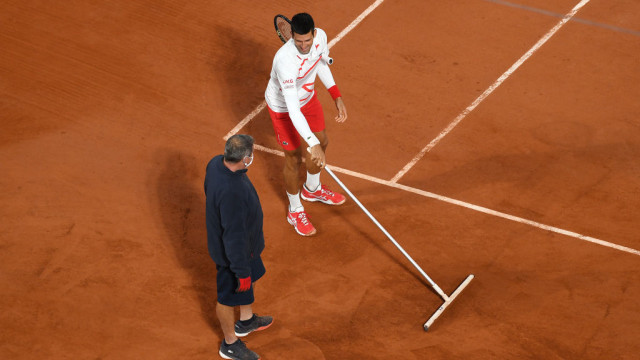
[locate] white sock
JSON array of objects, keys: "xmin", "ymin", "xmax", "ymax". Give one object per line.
[
  {"xmin": 305, "ymin": 172, "xmax": 321, "ymax": 192},
  {"xmin": 287, "ymin": 192, "xmax": 303, "ymax": 212}
]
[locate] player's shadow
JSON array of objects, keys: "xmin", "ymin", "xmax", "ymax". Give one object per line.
[
  {"xmin": 208, "ymin": 25, "xmax": 285, "ymax": 201},
  {"xmin": 210, "ymin": 25, "xmax": 275, "ymax": 121},
  {"xmin": 152, "ymin": 148, "xmax": 222, "ymax": 337}
]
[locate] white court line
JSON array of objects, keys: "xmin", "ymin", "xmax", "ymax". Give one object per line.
[
  {"xmin": 253, "ymin": 143, "xmax": 640, "ymax": 257},
  {"xmin": 390, "ymin": 0, "xmax": 592, "ymax": 183},
  {"xmin": 224, "ymin": 102, "xmax": 266, "ymax": 141},
  {"xmin": 483, "ymin": 0, "xmax": 640, "ymax": 37},
  {"xmin": 232, "ymin": 0, "xmax": 638, "ymax": 258},
  {"xmin": 327, "ymin": 0, "xmax": 385, "ymax": 49},
  {"xmin": 223, "ymin": 0, "xmax": 386, "ymax": 141}
]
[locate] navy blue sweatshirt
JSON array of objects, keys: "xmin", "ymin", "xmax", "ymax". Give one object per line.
[{"xmin": 204, "ymin": 155, "xmax": 265, "ymax": 278}]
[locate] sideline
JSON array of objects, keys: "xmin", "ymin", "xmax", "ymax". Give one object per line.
[{"xmin": 390, "ymin": 0, "xmax": 592, "ymax": 182}]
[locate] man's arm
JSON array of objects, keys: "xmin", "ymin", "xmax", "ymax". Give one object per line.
[
  {"xmin": 276, "ymin": 57, "xmax": 325, "ymax": 167},
  {"xmin": 281, "ymin": 89, "xmax": 321, "ymax": 148},
  {"xmin": 274, "ymin": 53, "xmax": 320, "ymax": 148},
  {"xmin": 282, "ymin": 90, "xmax": 325, "ymax": 167},
  {"xmin": 219, "ymin": 191, "xmax": 252, "ymax": 279}
]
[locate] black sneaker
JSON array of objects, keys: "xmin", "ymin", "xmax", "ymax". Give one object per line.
[
  {"xmin": 234, "ymin": 314, "xmax": 274, "ymax": 337},
  {"xmin": 219, "ymin": 339, "xmax": 260, "ymax": 360}
]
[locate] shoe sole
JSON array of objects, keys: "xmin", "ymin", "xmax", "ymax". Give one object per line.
[
  {"xmin": 287, "ymin": 216, "xmax": 316, "ymax": 236},
  {"xmin": 235, "ymin": 322, "xmax": 273, "ymax": 337},
  {"xmin": 219, "ymin": 350, "xmax": 261, "ymax": 360},
  {"xmin": 218, "ymin": 350, "xmax": 233, "ymax": 360},
  {"xmin": 300, "ymin": 193, "xmax": 345, "ymax": 205}
]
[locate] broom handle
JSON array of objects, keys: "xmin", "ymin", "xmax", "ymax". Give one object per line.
[{"xmin": 324, "ymin": 166, "xmax": 449, "ymax": 301}]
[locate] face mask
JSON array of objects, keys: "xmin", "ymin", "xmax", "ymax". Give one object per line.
[{"xmin": 243, "ymin": 154, "xmax": 254, "ymax": 168}]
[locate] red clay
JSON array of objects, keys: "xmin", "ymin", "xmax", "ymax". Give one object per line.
[{"xmin": 1, "ymin": 1, "xmax": 639, "ymax": 359}]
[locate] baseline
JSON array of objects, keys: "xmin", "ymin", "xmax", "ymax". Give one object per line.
[{"xmin": 482, "ymin": 0, "xmax": 640, "ymax": 37}]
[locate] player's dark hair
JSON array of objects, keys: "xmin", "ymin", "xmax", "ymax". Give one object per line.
[
  {"xmin": 291, "ymin": 13, "xmax": 315, "ymax": 35},
  {"xmin": 224, "ymin": 134, "xmax": 254, "ymax": 163}
]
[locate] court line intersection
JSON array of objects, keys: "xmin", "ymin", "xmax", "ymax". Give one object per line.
[{"xmin": 223, "ymin": 0, "xmax": 639, "ymax": 257}]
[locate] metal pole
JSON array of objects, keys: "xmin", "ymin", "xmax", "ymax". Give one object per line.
[{"xmin": 324, "ymin": 166, "xmax": 449, "ymax": 301}]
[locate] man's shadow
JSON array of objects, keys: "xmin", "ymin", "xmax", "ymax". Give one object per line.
[{"xmin": 153, "ymin": 148, "xmax": 222, "ymax": 336}]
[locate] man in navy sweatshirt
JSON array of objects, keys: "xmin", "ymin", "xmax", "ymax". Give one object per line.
[{"xmin": 205, "ymin": 134, "xmax": 272, "ymax": 360}]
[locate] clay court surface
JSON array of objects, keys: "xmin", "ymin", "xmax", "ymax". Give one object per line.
[{"xmin": 2, "ymin": 0, "xmax": 640, "ymax": 358}]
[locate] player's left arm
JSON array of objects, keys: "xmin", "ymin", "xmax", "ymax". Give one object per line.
[
  {"xmin": 316, "ymin": 29, "xmax": 347, "ymax": 123},
  {"xmin": 333, "ymin": 95, "xmax": 347, "ymax": 123},
  {"xmin": 318, "ymin": 64, "xmax": 347, "ymax": 123}
]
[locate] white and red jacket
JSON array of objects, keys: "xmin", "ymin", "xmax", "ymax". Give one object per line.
[{"xmin": 265, "ymin": 28, "xmax": 336, "ymax": 148}]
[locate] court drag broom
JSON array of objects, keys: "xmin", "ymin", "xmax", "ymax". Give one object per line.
[{"xmin": 324, "ymin": 166, "xmax": 474, "ymax": 331}]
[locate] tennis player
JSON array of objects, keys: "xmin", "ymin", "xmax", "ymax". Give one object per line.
[{"xmin": 265, "ymin": 12, "xmax": 347, "ymax": 236}]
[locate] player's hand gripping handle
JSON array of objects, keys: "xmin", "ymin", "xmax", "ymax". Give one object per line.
[{"xmin": 308, "ymin": 145, "xmax": 325, "ymax": 169}]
